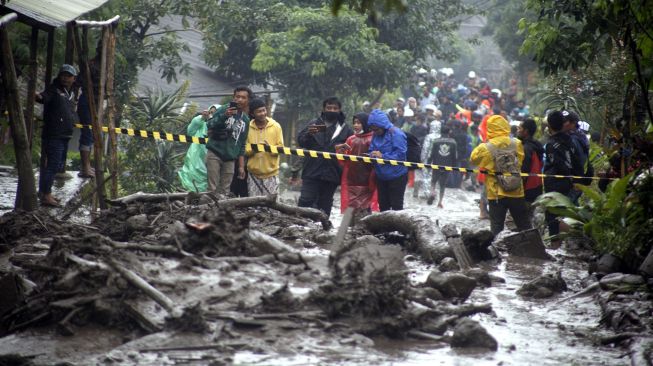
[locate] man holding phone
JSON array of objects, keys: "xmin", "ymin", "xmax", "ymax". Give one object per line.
[
  {"xmin": 205, "ymin": 86, "xmax": 251, "ymax": 195},
  {"xmin": 296, "ymin": 96, "xmax": 353, "ymax": 217}
]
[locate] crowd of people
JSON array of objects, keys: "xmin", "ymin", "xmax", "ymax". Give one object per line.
[
  {"xmin": 172, "ymin": 72, "xmax": 590, "ymax": 242},
  {"xmin": 38, "ymin": 63, "xmax": 593, "ymax": 240}
]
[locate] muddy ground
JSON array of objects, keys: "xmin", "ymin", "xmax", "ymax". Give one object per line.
[{"xmin": 0, "ymin": 176, "xmax": 651, "ymax": 366}]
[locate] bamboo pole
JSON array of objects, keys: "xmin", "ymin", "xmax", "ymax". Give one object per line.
[
  {"xmin": 44, "ymin": 28, "xmax": 54, "ymax": 86},
  {"xmin": 0, "ymin": 14, "xmax": 38, "ymax": 211},
  {"xmin": 105, "ymin": 26, "xmax": 118, "ymax": 198},
  {"xmin": 73, "ymin": 25, "xmax": 103, "ymax": 210},
  {"xmin": 65, "ymin": 23, "xmax": 74, "ymax": 64},
  {"xmin": 24, "ymin": 27, "xmax": 38, "ymax": 145},
  {"xmin": 94, "ymin": 28, "xmax": 109, "ymax": 208}
]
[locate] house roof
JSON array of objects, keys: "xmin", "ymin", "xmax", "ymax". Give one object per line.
[
  {"xmin": 3, "ymin": 0, "xmax": 109, "ymax": 28},
  {"xmin": 137, "ymin": 16, "xmax": 272, "ymax": 109}
]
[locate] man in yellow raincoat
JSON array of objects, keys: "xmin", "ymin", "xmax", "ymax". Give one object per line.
[{"xmin": 470, "ymin": 115, "xmax": 532, "ymax": 235}]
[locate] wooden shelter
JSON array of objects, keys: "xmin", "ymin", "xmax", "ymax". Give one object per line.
[{"xmin": 0, "ymin": 0, "xmax": 117, "ymax": 211}]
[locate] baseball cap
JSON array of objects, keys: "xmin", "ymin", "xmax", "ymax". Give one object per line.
[{"xmin": 58, "ymin": 64, "xmax": 77, "ymax": 76}]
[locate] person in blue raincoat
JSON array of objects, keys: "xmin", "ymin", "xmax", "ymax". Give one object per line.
[
  {"xmin": 368, "ymin": 109, "xmax": 408, "ymax": 211},
  {"xmin": 179, "ymin": 104, "xmax": 219, "ymax": 192}
]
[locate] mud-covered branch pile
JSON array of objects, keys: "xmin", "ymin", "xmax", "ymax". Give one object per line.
[{"xmin": 0, "ymin": 193, "xmax": 503, "ymax": 364}]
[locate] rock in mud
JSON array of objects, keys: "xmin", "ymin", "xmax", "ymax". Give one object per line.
[
  {"xmin": 438, "ymin": 257, "xmax": 460, "ymax": 272},
  {"xmin": 598, "ymin": 273, "xmax": 645, "ymax": 291},
  {"xmin": 334, "ymin": 243, "xmax": 406, "ymax": 281},
  {"xmin": 498, "ymin": 228, "xmax": 552, "ymax": 260},
  {"xmin": 460, "ymin": 228, "xmax": 496, "ymax": 262},
  {"xmin": 425, "ymin": 271, "xmax": 476, "ymax": 302},
  {"xmin": 517, "ymin": 271, "xmax": 567, "ymax": 298},
  {"xmin": 592, "ymin": 254, "xmax": 626, "ymax": 275},
  {"xmin": 451, "ymin": 318, "xmax": 498, "ymax": 350},
  {"xmin": 464, "ymin": 268, "xmax": 492, "ymax": 287},
  {"xmin": 441, "ymin": 224, "xmax": 459, "ymax": 238}
]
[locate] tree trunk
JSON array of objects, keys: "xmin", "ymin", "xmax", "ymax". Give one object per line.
[
  {"xmin": 0, "ymin": 21, "xmax": 38, "ymax": 212},
  {"xmin": 105, "ymin": 28, "xmax": 118, "ymax": 199},
  {"xmin": 361, "ymin": 210, "xmax": 453, "ymax": 263}
]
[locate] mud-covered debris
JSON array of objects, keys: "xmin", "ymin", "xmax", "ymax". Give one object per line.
[
  {"xmin": 260, "ymin": 284, "xmax": 301, "ymax": 312},
  {"xmin": 517, "ymin": 270, "xmax": 567, "ymax": 298},
  {"xmin": 460, "ymin": 227, "xmax": 496, "ymax": 262},
  {"xmin": 439, "ymin": 257, "xmax": 460, "ymax": 272},
  {"xmin": 464, "ymin": 268, "xmax": 492, "ymax": 287},
  {"xmin": 450, "ymin": 318, "xmax": 498, "ymax": 350},
  {"xmin": 498, "ymin": 229, "xmax": 553, "ymax": 261},
  {"xmin": 166, "ymin": 303, "xmax": 210, "ymax": 333},
  {"xmin": 425, "ymin": 271, "xmax": 477, "ymax": 302},
  {"xmin": 310, "ymin": 244, "xmax": 409, "ymax": 319}
]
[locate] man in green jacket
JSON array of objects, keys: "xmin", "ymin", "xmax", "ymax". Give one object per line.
[{"xmin": 206, "ymin": 87, "xmax": 251, "ymax": 195}]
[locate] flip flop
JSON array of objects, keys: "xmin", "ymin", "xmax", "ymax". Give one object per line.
[{"xmin": 41, "ymin": 200, "xmax": 61, "ymax": 208}]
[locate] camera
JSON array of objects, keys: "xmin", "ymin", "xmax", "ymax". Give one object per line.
[{"xmin": 229, "ymin": 101, "xmax": 238, "ymax": 109}]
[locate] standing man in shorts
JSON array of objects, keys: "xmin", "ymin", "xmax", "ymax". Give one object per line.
[{"xmin": 427, "ymin": 125, "xmax": 458, "ymax": 208}]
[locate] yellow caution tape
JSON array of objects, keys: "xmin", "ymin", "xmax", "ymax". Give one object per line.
[{"xmin": 74, "ymin": 123, "xmax": 609, "ymax": 181}]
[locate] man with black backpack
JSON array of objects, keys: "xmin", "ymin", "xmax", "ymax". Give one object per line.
[{"xmin": 470, "ymin": 115, "xmax": 532, "ymax": 236}]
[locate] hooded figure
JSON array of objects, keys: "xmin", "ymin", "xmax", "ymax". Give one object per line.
[
  {"xmin": 340, "ymin": 112, "xmax": 379, "ymax": 213},
  {"xmin": 179, "ymin": 104, "xmax": 219, "ymax": 192},
  {"xmin": 471, "ymin": 115, "xmax": 531, "ymax": 235},
  {"xmin": 368, "ymin": 110, "xmax": 408, "ymax": 181},
  {"xmin": 470, "ymin": 115, "xmax": 525, "ymax": 199},
  {"xmin": 368, "ymin": 109, "xmax": 408, "ymax": 211}
]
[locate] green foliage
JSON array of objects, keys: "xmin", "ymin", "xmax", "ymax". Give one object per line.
[
  {"xmin": 119, "ymin": 82, "xmax": 191, "ymax": 193},
  {"xmin": 251, "ymin": 6, "xmax": 411, "ymax": 112},
  {"xmin": 482, "ymin": 0, "xmax": 537, "ymax": 74},
  {"xmin": 518, "ymin": 0, "xmax": 653, "ymax": 124},
  {"xmin": 372, "ymin": 0, "xmax": 467, "ymax": 63},
  {"xmin": 534, "ymin": 173, "xmax": 653, "ymax": 259}
]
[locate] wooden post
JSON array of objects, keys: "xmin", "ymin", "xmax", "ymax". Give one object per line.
[
  {"xmin": 93, "ymin": 28, "xmax": 108, "ymax": 208},
  {"xmin": 44, "ymin": 28, "xmax": 54, "ymax": 86},
  {"xmin": 24, "ymin": 27, "xmax": 38, "ymax": 145},
  {"xmin": 0, "ymin": 14, "xmax": 38, "ymax": 211},
  {"xmin": 75, "ymin": 26, "xmax": 106, "ymax": 209},
  {"xmin": 65, "ymin": 23, "xmax": 74, "ymax": 64},
  {"xmin": 105, "ymin": 26, "xmax": 118, "ymax": 198}
]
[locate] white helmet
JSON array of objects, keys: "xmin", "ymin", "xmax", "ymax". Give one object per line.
[
  {"xmin": 491, "ymin": 88, "xmax": 502, "ymax": 98},
  {"xmin": 468, "ymin": 71, "xmax": 476, "ymax": 79}
]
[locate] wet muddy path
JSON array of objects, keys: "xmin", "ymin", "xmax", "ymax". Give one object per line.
[{"xmin": 0, "ymin": 174, "xmax": 632, "ymax": 365}]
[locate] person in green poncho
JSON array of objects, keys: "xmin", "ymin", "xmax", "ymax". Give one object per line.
[{"xmin": 178, "ymin": 104, "xmax": 219, "ymax": 192}]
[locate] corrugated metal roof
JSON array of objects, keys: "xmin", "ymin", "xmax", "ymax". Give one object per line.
[{"xmin": 5, "ymin": 0, "xmax": 109, "ymax": 27}]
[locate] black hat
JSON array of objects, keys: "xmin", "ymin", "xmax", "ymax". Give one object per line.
[{"xmin": 249, "ymin": 98, "xmax": 266, "ymax": 114}]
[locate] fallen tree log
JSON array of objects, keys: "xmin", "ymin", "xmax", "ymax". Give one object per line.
[
  {"xmin": 247, "ymin": 229, "xmax": 298, "ymax": 255},
  {"xmin": 104, "ymin": 258, "xmax": 181, "ymax": 318},
  {"xmin": 107, "ymin": 191, "xmax": 198, "ymax": 205},
  {"xmin": 219, "ymin": 194, "xmax": 332, "ymax": 230},
  {"xmin": 361, "ymin": 210, "xmax": 453, "ymax": 263}
]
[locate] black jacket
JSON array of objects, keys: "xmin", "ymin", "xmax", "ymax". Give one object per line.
[
  {"xmin": 543, "ymin": 132, "xmax": 582, "ymax": 194},
  {"xmin": 297, "ymin": 117, "xmax": 353, "ymax": 184},
  {"xmin": 40, "ymin": 79, "xmax": 79, "ymax": 139}
]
